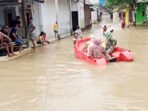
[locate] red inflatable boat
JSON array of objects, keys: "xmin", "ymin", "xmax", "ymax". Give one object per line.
[{"xmin": 74, "ymin": 38, "xmax": 134, "ymax": 65}]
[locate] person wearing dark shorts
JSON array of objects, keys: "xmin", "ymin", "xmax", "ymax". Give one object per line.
[{"xmin": 9, "ymin": 24, "xmax": 24, "ymax": 52}]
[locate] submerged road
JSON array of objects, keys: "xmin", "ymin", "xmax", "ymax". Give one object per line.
[{"xmin": 0, "ymin": 19, "xmax": 148, "ymax": 111}]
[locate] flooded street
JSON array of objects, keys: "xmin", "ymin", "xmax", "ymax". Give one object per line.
[{"xmin": 0, "ymin": 19, "xmax": 148, "ymax": 111}]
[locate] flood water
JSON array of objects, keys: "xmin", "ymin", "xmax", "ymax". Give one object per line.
[{"xmin": 0, "ymin": 19, "xmax": 148, "ymax": 111}]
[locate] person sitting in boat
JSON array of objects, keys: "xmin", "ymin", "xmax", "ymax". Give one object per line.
[
  {"xmin": 82, "ymin": 35, "xmax": 95, "ymax": 54},
  {"xmin": 88, "ymin": 39, "xmax": 111, "ymax": 59},
  {"xmin": 103, "ymin": 29, "xmax": 117, "ymax": 54}
]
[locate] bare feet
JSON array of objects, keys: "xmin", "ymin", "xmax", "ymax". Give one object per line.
[
  {"xmin": 31, "ymin": 47, "xmax": 36, "ymax": 50},
  {"xmin": 12, "ymin": 53, "xmax": 17, "ymax": 56},
  {"xmin": 8, "ymin": 54, "xmax": 13, "ymax": 57}
]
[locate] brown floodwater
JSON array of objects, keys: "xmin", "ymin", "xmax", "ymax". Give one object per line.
[{"xmin": 0, "ymin": 19, "xmax": 148, "ymax": 111}]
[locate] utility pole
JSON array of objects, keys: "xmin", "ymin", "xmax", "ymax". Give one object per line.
[{"xmin": 21, "ymin": 0, "xmax": 29, "ymax": 47}]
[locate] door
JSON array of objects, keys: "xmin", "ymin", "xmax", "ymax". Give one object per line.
[{"xmin": 72, "ymin": 11, "xmax": 79, "ymax": 31}]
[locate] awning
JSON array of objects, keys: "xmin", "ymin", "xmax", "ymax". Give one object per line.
[
  {"xmin": 85, "ymin": 0, "xmax": 98, "ymax": 5},
  {"xmin": 34, "ymin": 0, "xmax": 45, "ymax": 3},
  {"xmin": 0, "ymin": 0, "xmax": 21, "ymax": 6}
]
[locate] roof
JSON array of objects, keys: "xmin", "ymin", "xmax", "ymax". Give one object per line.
[
  {"xmin": 34, "ymin": 0, "xmax": 45, "ymax": 3},
  {"xmin": 85, "ymin": 0, "xmax": 99, "ymax": 5},
  {"xmin": 137, "ymin": 0, "xmax": 148, "ymax": 3}
]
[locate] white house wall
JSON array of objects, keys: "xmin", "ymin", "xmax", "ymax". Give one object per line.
[
  {"xmin": 71, "ymin": 1, "xmax": 78, "ymax": 11},
  {"xmin": 71, "ymin": 1, "xmax": 85, "ymax": 29},
  {"xmin": 32, "ymin": 2, "xmax": 42, "ymax": 36},
  {"xmin": 40, "ymin": 0, "xmax": 56, "ymax": 38},
  {"xmin": 38, "ymin": 0, "xmax": 71, "ymax": 38},
  {"xmin": 91, "ymin": 10, "xmax": 97, "ymax": 23},
  {"xmin": 78, "ymin": 2, "xmax": 85, "ymax": 28},
  {"xmin": 58, "ymin": 0, "xmax": 71, "ymax": 37}
]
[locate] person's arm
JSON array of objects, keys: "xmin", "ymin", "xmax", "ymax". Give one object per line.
[
  {"xmin": 30, "ymin": 23, "xmax": 35, "ymax": 33},
  {"xmin": 0, "ymin": 32, "xmax": 12, "ymax": 42},
  {"xmin": 31, "ymin": 26, "xmax": 35, "ymax": 33},
  {"xmin": 12, "ymin": 32, "xmax": 18, "ymax": 39}
]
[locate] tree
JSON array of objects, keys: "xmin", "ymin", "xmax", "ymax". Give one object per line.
[{"xmin": 105, "ymin": 0, "xmax": 136, "ymax": 11}]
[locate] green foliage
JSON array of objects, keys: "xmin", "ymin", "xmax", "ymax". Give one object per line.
[{"xmin": 105, "ymin": 0, "xmax": 136, "ymax": 11}]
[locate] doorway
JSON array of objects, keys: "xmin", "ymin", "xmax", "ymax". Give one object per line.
[
  {"xmin": 72, "ymin": 11, "xmax": 79, "ymax": 31},
  {"xmin": 4, "ymin": 7, "xmax": 16, "ymax": 27}
]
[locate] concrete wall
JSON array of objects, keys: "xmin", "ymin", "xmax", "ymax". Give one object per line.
[
  {"xmin": 32, "ymin": 2, "xmax": 42, "ymax": 36},
  {"xmin": 39, "ymin": 0, "xmax": 71, "ymax": 38},
  {"xmin": 58, "ymin": 0, "xmax": 71, "ymax": 37},
  {"xmin": 91, "ymin": 10, "xmax": 98, "ymax": 23},
  {"xmin": 78, "ymin": 2, "xmax": 85, "ymax": 28},
  {"xmin": 0, "ymin": 6, "xmax": 17, "ymax": 27},
  {"xmin": 71, "ymin": 1, "xmax": 85, "ymax": 29},
  {"xmin": 84, "ymin": 4, "xmax": 91, "ymax": 27},
  {"xmin": 40, "ymin": 0, "xmax": 56, "ymax": 38}
]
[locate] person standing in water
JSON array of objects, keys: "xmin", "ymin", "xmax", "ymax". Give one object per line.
[
  {"xmin": 28, "ymin": 18, "xmax": 36, "ymax": 49},
  {"xmin": 53, "ymin": 21, "xmax": 60, "ymax": 40}
]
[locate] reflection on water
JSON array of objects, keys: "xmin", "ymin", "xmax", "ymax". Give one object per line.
[{"xmin": 0, "ymin": 21, "xmax": 148, "ymax": 111}]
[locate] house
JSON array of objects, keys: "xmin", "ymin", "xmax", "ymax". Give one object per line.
[
  {"xmin": 136, "ymin": 0, "xmax": 148, "ymax": 25},
  {"xmin": 71, "ymin": 0, "xmax": 99, "ymax": 31},
  {"xmin": 0, "ymin": 0, "xmax": 72, "ymax": 39},
  {"xmin": 0, "ymin": 0, "xmax": 99, "ymax": 41}
]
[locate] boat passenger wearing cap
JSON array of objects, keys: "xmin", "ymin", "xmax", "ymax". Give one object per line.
[{"xmin": 88, "ymin": 39, "xmax": 111, "ymax": 59}]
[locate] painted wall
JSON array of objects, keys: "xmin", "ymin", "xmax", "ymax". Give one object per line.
[
  {"xmin": 58, "ymin": 0, "xmax": 71, "ymax": 37},
  {"xmin": 0, "ymin": 6, "xmax": 17, "ymax": 27},
  {"xmin": 32, "ymin": 2, "xmax": 42, "ymax": 36},
  {"xmin": 91, "ymin": 10, "xmax": 98, "ymax": 23},
  {"xmin": 78, "ymin": 2, "xmax": 85, "ymax": 28},
  {"xmin": 71, "ymin": 1, "xmax": 85, "ymax": 29},
  {"xmin": 39, "ymin": 0, "xmax": 71, "ymax": 38},
  {"xmin": 125, "ymin": 8, "xmax": 129, "ymax": 26},
  {"xmin": 40, "ymin": 0, "xmax": 57, "ymax": 38},
  {"xmin": 136, "ymin": 3, "xmax": 147, "ymax": 24}
]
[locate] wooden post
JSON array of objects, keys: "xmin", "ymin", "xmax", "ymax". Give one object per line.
[{"xmin": 21, "ymin": 0, "xmax": 29, "ymax": 47}]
